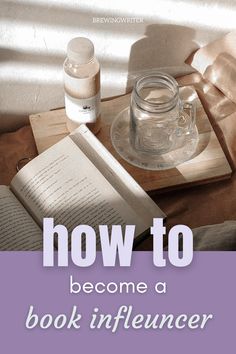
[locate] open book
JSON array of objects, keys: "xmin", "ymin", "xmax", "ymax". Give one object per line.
[{"xmin": 0, "ymin": 124, "xmax": 165, "ymax": 250}]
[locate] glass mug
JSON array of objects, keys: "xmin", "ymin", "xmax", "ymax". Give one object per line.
[{"xmin": 130, "ymin": 72, "xmax": 196, "ymax": 155}]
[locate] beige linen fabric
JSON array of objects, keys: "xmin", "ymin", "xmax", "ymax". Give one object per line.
[
  {"xmin": 177, "ymin": 73, "xmax": 236, "ymax": 169},
  {"xmin": 186, "ymin": 31, "xmax": 236, "ymax": 104}
]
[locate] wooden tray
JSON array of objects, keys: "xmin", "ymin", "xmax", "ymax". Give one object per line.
[{"xmin": 29, "ymin": 86, "xmax": 232, "ymax": 193}]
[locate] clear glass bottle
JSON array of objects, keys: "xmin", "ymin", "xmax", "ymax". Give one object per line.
[{"xmin": 64, "ymin": 37, "xmax": 101, "ymax": 134}]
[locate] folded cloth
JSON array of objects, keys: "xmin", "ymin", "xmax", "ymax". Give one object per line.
[
  {"xmin": 185, "ymin": 32, "xmax": 236, "ymax": 169},
  {"xmin": 167, "ymin": 221, "xmax": 236, "ymax": 251},
  {"xmin": 193, "ymin": 221, "xmax": 236, "ymax": 251},
  {"xmin": 186, "ymin": 31, "xmax": 236, "ymax": 104},
  {"xmin": 177, "ymin": 73, "xmax": 236, "ymax": 169}
]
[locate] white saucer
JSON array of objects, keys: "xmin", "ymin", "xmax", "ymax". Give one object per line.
[{"xmin": 110, "ymin": 107, "xmax": 199, "ymax": 171}]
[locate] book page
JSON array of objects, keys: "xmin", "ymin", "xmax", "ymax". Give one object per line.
[
  {"xmin": 10, "ymin": 137, "xmax": 147, "ymax": 237},
  {"xmin": 0, "ymin": 186, "xmax": 42, "ymax": 250},
  {"xmin": 70, "ymin": 125, "xmax": 165, "ymax": 225}
]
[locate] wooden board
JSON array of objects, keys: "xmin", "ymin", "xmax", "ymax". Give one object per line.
[{"xmin": 29, "ymin": 87, "xmax": 232, "ymax": 193}]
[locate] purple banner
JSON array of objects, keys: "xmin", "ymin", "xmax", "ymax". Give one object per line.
[{"xmin": 0, "ymin": 252, "xmax": 235, "ymax": 352}]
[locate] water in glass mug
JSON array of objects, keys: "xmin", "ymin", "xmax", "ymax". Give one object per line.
[{"xmin": 130, "ymin": 73, "xmax": 195, "ymax": 155}]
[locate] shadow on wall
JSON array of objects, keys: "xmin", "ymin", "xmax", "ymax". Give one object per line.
[
  {"xmin": 0, "ymin": 47, "xmax": 63, "ymax": 66},
  {"xmin": 126, "ymin": 24, "xmax": 199, "ymax": 92},
  {"xmin": 0, "ymin": 0, "xmax": 231, "ymax": 133},
  {"xmin": 0, "ymin": 0, "xmax": 216, "ymax": 134}
]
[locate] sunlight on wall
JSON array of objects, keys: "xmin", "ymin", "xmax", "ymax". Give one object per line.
[
  {"xmin": 0, "ymin": 0, "xmax": 236, "ymax": 131},
  {"xmin": 21, "ymin": 0, "xmax": 236, "ymax": 30}
]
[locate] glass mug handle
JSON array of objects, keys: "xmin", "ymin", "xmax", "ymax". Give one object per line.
[{"xmin": 178, "ymin": 101, "xmax": 196, "ymax": 135}]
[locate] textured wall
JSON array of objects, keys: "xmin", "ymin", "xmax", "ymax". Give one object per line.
[{"xmin": 0, "ymin": 0, "xmax": 236, "ymax": 132}]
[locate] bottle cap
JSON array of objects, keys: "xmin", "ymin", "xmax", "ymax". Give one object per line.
[{"xmin": 67, "ymin": 37, "xmax": 94, "ymax": 64}]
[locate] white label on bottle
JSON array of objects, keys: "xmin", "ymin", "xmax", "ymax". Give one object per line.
[{"xmin": 65, "ymin": 91, "xmax": 101, "ymax": 124}]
